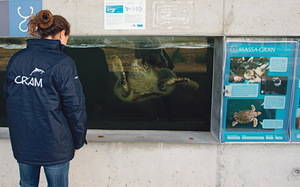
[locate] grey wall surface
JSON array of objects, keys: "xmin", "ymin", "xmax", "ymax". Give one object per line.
[
  {"xmin": 43, "ymin": 0, "xmax": 300, "ymax": 36},
  {"xmin": 0, "ymin": 1, "xmax": 9, "ymax": 36},
  {"xmin": 43, "ymin": 0, "xmax": 223, "ymax": 36},
  {"xmin": 1, "ymin": 139, "xmax": 300, "ymax": 187},
  {"xmin": 224, "ymin": 0, "xmax": 300, "ymax": 36}
]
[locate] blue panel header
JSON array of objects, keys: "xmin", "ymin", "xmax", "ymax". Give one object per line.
[{"xmin": 227, "ymin": 42, "xmax": 296, "ymax": 56}]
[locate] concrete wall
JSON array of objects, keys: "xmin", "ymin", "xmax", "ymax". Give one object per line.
[
  {"xmin": 43, "ymin": 0, "xmax": 300, "ymax": 36},
  {"xmin": 1, "ymin": 139, "xmax": 300, "ymax": 187},
  {"xmin": 224, "ymin": 0, "xmax": 300, "ymax": 36},
  {"xmin": 1, "ymin": 1, "xmax": 300, "ymax": 186}
]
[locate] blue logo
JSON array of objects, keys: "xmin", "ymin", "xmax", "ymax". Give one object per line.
[
  {"xmin": 106, "ymin": 5, "xmax": 124, "ymax": 13},
  {"xmin": 9, "ymin": 0, "xmax": 42, "ymax": 37},
  {"xmin": 228, "ymin": 45, "xmax": 239, "ymax": 53}
]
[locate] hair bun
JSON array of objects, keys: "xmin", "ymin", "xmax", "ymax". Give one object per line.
[{"xmin": 37, "ymin": 10, "xmax": 54, "ymax": 29}]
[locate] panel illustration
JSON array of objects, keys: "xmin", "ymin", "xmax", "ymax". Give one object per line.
[{"xmin": 222, "ymin": 41, "xmax": 297, "ymax": 142}]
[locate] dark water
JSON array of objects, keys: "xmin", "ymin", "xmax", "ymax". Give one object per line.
[{"xmin": 0, "ymin": 44, "xmax": 213, "ymax": 131}]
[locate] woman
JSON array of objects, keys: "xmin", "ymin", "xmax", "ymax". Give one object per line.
[{"xmin": 4, "ymin": 10, "xmax": 87, "ymax": 187}]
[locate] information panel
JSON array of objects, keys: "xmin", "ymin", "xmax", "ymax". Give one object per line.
[
  {"xmin": 0, "ymin": 0, "xmax": 42, "ymax": 37},
  {"xmin": 291, "ymin": 41, "xmax": 300, "ymax": 141},
  {"xmin": 221, "ymin": 41, "xmax": 297, "ymax": 142}
]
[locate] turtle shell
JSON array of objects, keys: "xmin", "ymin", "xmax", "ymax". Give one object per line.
[{"xmin": 234, "ymin": 110, "xmax": 257, "ymax": 124}]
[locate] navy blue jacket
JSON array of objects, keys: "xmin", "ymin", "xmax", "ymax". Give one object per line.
[{"xmin": 3, "ymin": 39, "xmax": 87, "ymax": 165}]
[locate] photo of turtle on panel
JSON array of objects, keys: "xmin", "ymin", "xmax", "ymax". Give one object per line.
[
  {"xmin": 229, "ymin": 57, "xmax": 269, "ymax": 83},
  {"xmin": 226, "ymin": 99, "xmax": 275, "ymax": 131}
]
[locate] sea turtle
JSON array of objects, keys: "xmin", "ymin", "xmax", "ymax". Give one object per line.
[
  {"xmin": 232, "ymin": 105, "xmax": 262, "ymax": 127},
  {"xmin": 111, "ymin": 55, "xmax": 199, "ymax": 102}
]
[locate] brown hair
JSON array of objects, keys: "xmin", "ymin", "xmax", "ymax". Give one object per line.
[{"xmin": 28, "ymin": 10, "xmax": 70, "ymax": 38}]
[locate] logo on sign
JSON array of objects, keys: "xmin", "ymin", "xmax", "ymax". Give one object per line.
[
  {"xmin": 106, "ymin": 5, "xmax": 124, "ymax": 13},
  {"xmin": 8, "ymin": 0, "xmax": 42, "ymax": 36},
  {"xmin": 17, "ymin": 6, "xmax": 34, "ymax": 32},
  {"xmin": 228, "ymin": 45, "xmax": 239, "ymax": 53}
]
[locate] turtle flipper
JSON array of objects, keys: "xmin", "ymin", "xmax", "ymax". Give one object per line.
[
  {"xmin": 111, "ymin": 55, "xmax": 130, "ymax": 97},
  {"xmin": 232, "ymin": 121, "xmax": 238, "ymax": 127},
  {"xmin": 111, "ymin": 55, "xmax": 125, "ymax": 78},
  {"xmin": 162, "ymin": 77, "xmax": 199, "ymax": 90},
  {"xmin": 253, "ymin": 118, "xmax": 258, "ymax": 127},
  {"xmin": 250, "ymin": 105, "xmax": 256, "ymax": 111}
]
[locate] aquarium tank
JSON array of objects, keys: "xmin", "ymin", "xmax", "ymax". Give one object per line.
[{"xmin": 0, "ymin": 36, "xmax": 214, "ymax": 131}]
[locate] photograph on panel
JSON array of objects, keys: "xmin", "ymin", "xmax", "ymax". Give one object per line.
[
  {"xmin": 260, "ymin": 76, "xmax": 287, "ymax": 95},
  {"xmin": 226, "ymin": 99, "xmax": 276, "ymax": 131},
  {"xmin": 229, "ymin": 57, "xmax": 269, "ymax": 83}
]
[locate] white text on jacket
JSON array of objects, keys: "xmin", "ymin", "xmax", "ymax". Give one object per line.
[{"xmin": 14, "ymin": 76, "xmax": 43, "ymax": 88}]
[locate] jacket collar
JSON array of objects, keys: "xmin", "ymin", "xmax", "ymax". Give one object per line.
[{"xmin": 26, "ymin": 38, "xmax": 65, "ymax": 51}]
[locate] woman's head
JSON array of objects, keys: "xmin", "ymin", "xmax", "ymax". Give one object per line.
[{"xmin": 28, "ymin": 10, "xmax": 70, "ymax": 45}]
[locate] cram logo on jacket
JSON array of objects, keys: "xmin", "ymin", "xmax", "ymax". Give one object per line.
[
  {"xmin": 14, "ymin": 67, "xmax": 44, "ymax": 88},
  {"xmin": 30, "ymin": 67, "xmax": 45, "ymax": 76}
]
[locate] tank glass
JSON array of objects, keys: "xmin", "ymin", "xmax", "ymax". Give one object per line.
[{"xmin": 0, "ymin": 36, "xmax": 214, "ymax": 131}]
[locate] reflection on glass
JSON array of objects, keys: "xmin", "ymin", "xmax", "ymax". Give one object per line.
[{"xmin": 0, "ymin": 37, "xmax": 214, "ymax": 131}]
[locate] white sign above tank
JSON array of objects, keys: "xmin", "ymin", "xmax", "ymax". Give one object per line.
[{"xmin": 104, "ymin": 0, "xmax": 146, "ymax": 30}]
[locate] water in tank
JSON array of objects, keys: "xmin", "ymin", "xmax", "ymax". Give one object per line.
[{"xmin": 0, "ymin": 36, "xmax": 214, "ymax": 131}]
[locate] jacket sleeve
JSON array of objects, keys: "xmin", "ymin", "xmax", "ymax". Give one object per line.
[
  {"xmin": 3, "ymin": 73, "xmax": 8, "ymax": 99},
  {"xmin": 3, "ymin": 54, "xmax": 17, "ymax": 99},
  {"xmin": 54, "ymin": 57, "xmax": 87, "ymax": 149}
]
